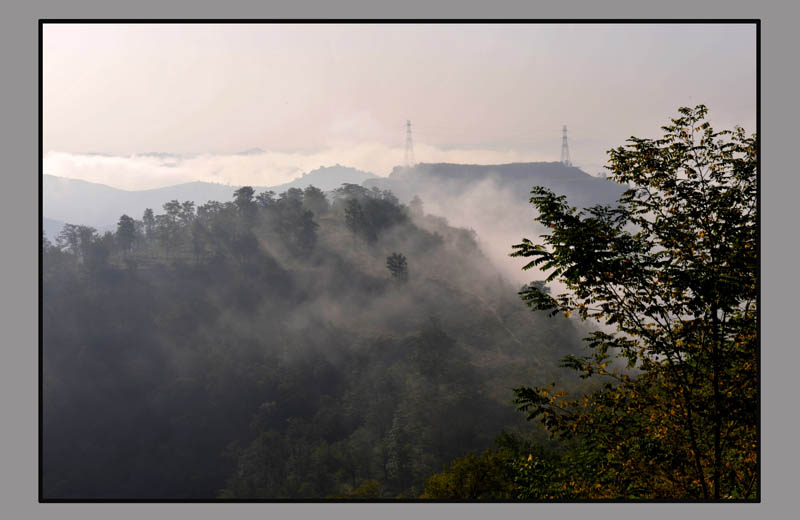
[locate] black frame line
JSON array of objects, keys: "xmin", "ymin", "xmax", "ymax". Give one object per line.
[
  {"xmin": 38, "ymin": 18, "xmax": 761, "ymax": 504},
  {"xmin": 40, "ymin": 19, "xmax": 760, "ymax": 22},
  {"xmin": 755, "ymin": 18, "xmax": 761, "ymax": 504}
]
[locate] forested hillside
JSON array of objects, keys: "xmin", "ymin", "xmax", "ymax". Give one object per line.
[
  {"xmin": 43, "ymin": 166, "xmax": 377, "ymax": 234},
  {"xmin": 421, "ymin": 106, "xmax": 758, "ymax": 500},
  {"xmin": 42, "ymin": 183, "xmax": 588, "ymax": 499}
]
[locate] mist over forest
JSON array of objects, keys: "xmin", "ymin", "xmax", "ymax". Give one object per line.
[
  {"xmin": 40, "ymin": 15, "xmax": 758, "ymax": 501},
  {"xmin": 44, "ymin": 161, "xmax": 622, "ymax": 283},
  {"xmin": 42, "ymin": 106, "xmax": 758, "ymax": 500},
  {"xmin": 43, "ymin": 176, "xmax": 596, "ymax": 498},
  {"xmin": 42, "ymin": 164, "xmax": 376, "ymax": 235}
]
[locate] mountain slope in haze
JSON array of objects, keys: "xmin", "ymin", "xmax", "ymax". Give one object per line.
[
  {"xmin": 361, "ymin": 162, "xmax": 627, "ymax": 285},
  {"xmin": 363, "ymin": 162, "xmax": 625, "ymax": 208},
  {"xmin": 44, "ymin": 164, "xmax": 377, "ymax": 231},
  {"xmin": 43, "ymin": 175, "xmax": 246, "ymax": 230},
  {"xmin": 44, "ymin": 217, "xmax": 67, "ymax": 241},
  {"xmin": 268, "ymin": 164, "xmax": 377, "ymax": 192}
]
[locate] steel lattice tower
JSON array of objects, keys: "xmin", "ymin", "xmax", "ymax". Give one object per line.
[
  {"xmin": 404, "ymin": 120, "xmax": 415, "ymax": 168},
  {"xmin": 560, "ymin": 125, "xmax": 572, "ymax": 166}
]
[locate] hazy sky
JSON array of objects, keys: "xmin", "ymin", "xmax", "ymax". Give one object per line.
[{"xmin": 43, "ymin": 23, "xmax": 756, "ymax": 189}]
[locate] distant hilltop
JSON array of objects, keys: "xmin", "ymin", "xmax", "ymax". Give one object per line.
[
  {"xmin": 269, "ymin": 164, "xmax": 377, "ymax": 192},
  {"xmin": 364, "ymin": 161, "xmax": 624, "ymax": 209}
]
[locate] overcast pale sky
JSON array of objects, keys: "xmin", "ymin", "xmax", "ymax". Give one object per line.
[{"xmin": 43, "ymin": 23, "xmax": 756, "ymax": 190}]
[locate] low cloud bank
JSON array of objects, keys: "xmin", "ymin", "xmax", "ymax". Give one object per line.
[{"xmin": 43, "ymin": 144, "xmax": 553, "ymax": 191}]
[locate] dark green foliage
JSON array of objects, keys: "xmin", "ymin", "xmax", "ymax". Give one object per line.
[
  {"xmin": 268, "ymin": 190, "xmax": 318, "ymax": 256},
  {"xmin": 255, "ymin": 190, "xmax": 276, "ymax": 208},
  {"xmin": 421, "ymin": 431, "xmax": 558, "ymax": 500},
  {"xmin": 510, "ymin": 106, "xmax": 757, "ymax": 499},
  {"xmin": 233, "ymin": 185, "xmax": 255, "ymax": 208},
  {"xmin": 43, "ymin": 182, "xmax": 587, "ymax": 499},
  {"xmin": 217, "ymin": 319, "xmax": 510, "ymax": 499},
  {"xmin": 163, "ymin": 199, "xmax": 182, "ymax": 220},
  {"xmin": 142, "ymin": 208, "xmax": 156, "ymax": 238},
  {"xmin": 179, "ymin": 201, "xmax": 195, "ymax": 225},
  {"xmin": 302, "ymin": 185, "xmax": 329, "ymax": 216},
  {"xmin": 422, "ymin": 106, "xmax": 757, "ymax": 501},
  {"xmin": 233, "ymin": 186, "xmax": 257, "ymax": 225},
  {"xmin": 338, "ymin": 184, "xmax": 408, "ymax": 244},
  {"xmin": 421, "ymin": 449, "xmax": 516, "ymax": 499},
  {"xmin": 344, "ymin": 198, "xmax": 366, "ymax": 239},
  {"xmin": 386, "ymin": 252, "xmax": 408, "ymax": 282},
  {"xmin": 56, "ymin": 223, "xmax": 99, "ymax": 264},
  {"xmin": 116, "ymin": 214, "xmax": 136, "ymax": 252},
  {"xmin": 334, "ymin": 182, "xmax": 371, "ymax": 200},
  {"xmin": 85, "ymin": 231, "xmax": 113, "ymax": 271}
]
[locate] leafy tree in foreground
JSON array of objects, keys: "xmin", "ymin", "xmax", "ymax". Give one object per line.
[
  {"xmin": 420, "ymin": 449, "xmax": 516, "ymax": 499},
  {"xmin": 510, "ymin": 106, "xmax": 757, "ymax": 499}
]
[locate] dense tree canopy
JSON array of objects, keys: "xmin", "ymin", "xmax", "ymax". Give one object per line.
[
  {"xmin": 509, "ymin": 105, "xmax": 757, "ymax": 499},
  {"xmin": 386, "ymin": 252, "xmax": 409, "ymax": 283},
  {"xmin": 42, "ymin": 181, "xmax": 585, "ymax": 499},
  {"xmin": 42, "ymin": 106, "xmax": 756, "ymax": 501}
]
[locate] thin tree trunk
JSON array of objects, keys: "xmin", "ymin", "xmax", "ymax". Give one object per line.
[{"xmin": 712, "ymin": 308, "xmax": 722, "ymax": 499}]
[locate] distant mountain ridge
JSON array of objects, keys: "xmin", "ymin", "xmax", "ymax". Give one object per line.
[
  {"xmin": 364, "ymin": 161, "xmax": 625, "ymax": 208},
  {"xmin": 43, "ymin": 175, "xmax": 247, "ymax": 233},
  {"xmin": 268, "ymin": 164, "xmax": 377, "ymax": 192},
  {"xmin": 43, "ymin": 165, "xmax": 378, "ymax": 233},
  {"xmin": 43, "ymin": 162, "xmax": 624, "ymax": 244}
]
